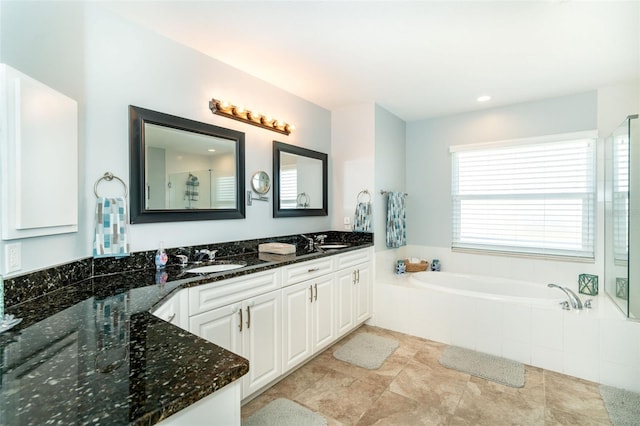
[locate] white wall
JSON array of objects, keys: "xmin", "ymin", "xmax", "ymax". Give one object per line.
[
  {"xmin": 0, "ymin": 1, "xmax": 88, "ymax": 275},
  {"xmin": 0, "ymin": 2, "xmax": 332, "ymax": 276},
  {"xmin": 330, "ymin": 103, "xmax": 406, "ymax": 253},
  {"xmin": 374, "ymin": 105, "xmax": 406, "ymax": 252},
  {"xmin": 330, "ymin": 103, "xmax": 375, "ymax": 232},
  {"xmin": 406, "ymin": 91, "xmax": 598, "ymax": 248}
]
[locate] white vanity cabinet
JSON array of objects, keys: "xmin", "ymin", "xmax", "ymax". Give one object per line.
[
  {"xmin": 187, "ymin": 270, "xmax": 282, "ymax": 399},
  {"xmin": 151, "ymin": 289, "xmax": 189, "ymax": 331},
  {"xmin": 151, "ymin": 246, "xmax": 372, "ymax": 412},
  {"xmin": 335, "ymin": 248, "xmax": 373, "ymax": 337},
  {"xmin": 282, "ymin": 273, "xmax": 336, "ymax": 373}
]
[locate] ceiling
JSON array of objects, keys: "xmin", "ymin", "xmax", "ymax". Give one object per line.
[{"xmin": 104, "ymin": 1, "xmax": 639, "ymax": 122}]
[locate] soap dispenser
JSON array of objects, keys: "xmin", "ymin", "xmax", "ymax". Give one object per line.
[{"xmin": 155, "ymin": 242, "xmax": 168, "ymax": 269}]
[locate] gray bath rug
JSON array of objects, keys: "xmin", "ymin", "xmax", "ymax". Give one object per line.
[
  {"xmin": 242, "ymin": 398, "xmax": 327, "ymax": 426},
  {"xmin": 333, "ymin": 332, "xmax": 399, "ymax": 369},
  {"xmin": 439, "ymin": 346, "xmax": 525, "ymax": 388},
  {"xmin": 600, "ymin": 385, "xmax": 640, "ymax": 426}
]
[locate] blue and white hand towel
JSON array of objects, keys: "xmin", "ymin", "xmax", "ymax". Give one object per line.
[
  {"xmin": 385, "ymin": 192, "xmax": 406, "ymax": 248},
  {"xmin": 93, "ymin": 197, "xmax": 130, "ymax": 258},
  {"xmin": 354, "ymin": 201, "xmax": 372, "ymax": 232}
]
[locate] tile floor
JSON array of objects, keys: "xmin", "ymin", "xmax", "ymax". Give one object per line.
[{"xmin": 241, "ymin": 325, "xmax": 612, "ymax": 425}]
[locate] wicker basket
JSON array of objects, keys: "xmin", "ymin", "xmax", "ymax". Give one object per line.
[{"xmin": 404, "ymin": 259, "xmax": 429, "ymax": 272}]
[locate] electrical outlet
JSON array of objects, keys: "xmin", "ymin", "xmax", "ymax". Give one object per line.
[
  {"xmin": 344, "ymin": 224, "xmax": 352, "ymax": 230},
  {"xmin": 5, "ymin": 243, "xmax": 22, "ymax": 273},
  {"xmin": 343, "ymin": 217, "xmax": 351, "ymax": 225}
]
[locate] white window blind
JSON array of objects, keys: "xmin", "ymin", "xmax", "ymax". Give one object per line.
[
  {"xmin": 451, "ymin": 135, "xmax": 596, "ymax": 259},
  {"xmin": 280, "ymin": 165, "xmax": 297, "ymax": 208},
  {"xmin": 215, "ymin": 176, "xmax": 236, "ymax": 208}
]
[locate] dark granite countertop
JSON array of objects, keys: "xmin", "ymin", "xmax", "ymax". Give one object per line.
[{"xmin": 0, "ymin": 232, "xmax": 373, "ymax": 425}]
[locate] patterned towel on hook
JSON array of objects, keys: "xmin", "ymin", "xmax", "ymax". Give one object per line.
[{"xmin": 93, "ymin": 197, "xmax": 130, "ymax": 258}]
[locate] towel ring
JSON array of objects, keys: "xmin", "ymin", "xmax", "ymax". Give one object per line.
[
  {"xmin": 94, "ymin": 172, "xmax": 128, "ymax": 198},
  {"xmin": 357, "ymin": 190, "xmax": 371, "ymax": 203}
]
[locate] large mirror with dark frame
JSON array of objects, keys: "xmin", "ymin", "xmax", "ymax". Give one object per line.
[
  {"xmin": 273, "ymin": 141, "xmax": 328, "ymax": 218},
  {"xmin": 129, "ymin": 105, "xmax": 245, "ymax": 223}
]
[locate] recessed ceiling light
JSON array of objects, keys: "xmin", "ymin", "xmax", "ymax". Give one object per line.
[
  {"xmin": 208, "ymin": 149, "xmax": 216, "ymax": 152},
  {"xmin": 477, "ymin": 95, "xmax": 491, "ymax": 102}
]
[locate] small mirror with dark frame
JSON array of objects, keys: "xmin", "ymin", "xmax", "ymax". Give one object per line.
[
  {"xmin": 273, "ymin": 141, "xmax": 328, "ymax": 218},
  {"xmin": 129, "ymin": 105, "xmax": 246, "ymax": 223}
]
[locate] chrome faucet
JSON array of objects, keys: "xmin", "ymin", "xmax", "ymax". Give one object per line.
[
  {"xmin": 315, "ymin": 234, "xmax": 327, "ymax": 244},
  {"xmin": 300, "ymin": 235, "xmax": 315, "ymax": 250},
  {"xmin": 548, "ymin": 283, "xmax": 583, "ymax": 310},
  {"xmin": 195, "ymin": 249, "xmax": 218, "ymax": 262}
]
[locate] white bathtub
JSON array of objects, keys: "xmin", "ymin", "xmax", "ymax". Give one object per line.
[
  {"xmin": 408, "ymin": 271, "xmax": 564, "ymax": 306},
  {"xmin": 372, "ymin": 270, "xmax": 635, "ymax": 389}
]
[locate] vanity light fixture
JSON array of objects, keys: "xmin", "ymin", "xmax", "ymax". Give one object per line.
[{"xmin": 209, "ymin": 98, "xmax": 295, "ymax": 135}]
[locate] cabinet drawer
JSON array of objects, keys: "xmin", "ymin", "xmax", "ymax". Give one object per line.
[
  {"xmin": 335, "ymin": 248, "xmax": 371, "ymax": 270},
  {"xmin": 282, "ymin": 257, "xmax": 334, "ymax": 286},
  {"xmin": 189, "ymin": 270, "xmax": 281, "ymax": 315}
]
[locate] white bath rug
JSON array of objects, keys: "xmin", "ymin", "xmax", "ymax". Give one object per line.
[
  {"xmin": 242, "ymin": 398, "xmax": 327, "ymax": 426},
  {"xmin": 600, "ymin": 385, "xmax": 640, "ymax": 426},
  {"xmin": 333, "ymin": 332, "xmax": 399, "ymax": 369},
  {"xmin": 439, "ymin": 346, "xmax": 525, "ymax": 388}
]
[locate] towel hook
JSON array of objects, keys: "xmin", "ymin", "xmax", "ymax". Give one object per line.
[
  {"xmin": 357, "ymin": 189, "xmax": 371, "ymax": 203},
  {"xmin": 94, "ymin": 172, "xmax": 128, "ymax": 198}
]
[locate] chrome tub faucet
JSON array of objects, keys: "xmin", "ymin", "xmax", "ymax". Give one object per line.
[{"xmin": 548, "ymin": 283, "xmax": 583, "ymax": 310}]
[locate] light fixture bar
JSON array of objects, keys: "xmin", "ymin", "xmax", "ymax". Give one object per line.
[{"xmin": 209, "ymin": 98, "xmax": 294, "ymax": 136}]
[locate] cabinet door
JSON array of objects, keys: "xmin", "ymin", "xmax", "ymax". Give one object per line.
[
  {"xmin": 312, "ymin": 275, "xmax": 337, "ymax": 352},
  {"xmin": 335, "ymin": 268, "xmax": 356, "ymax": 337},
  {"xmin": 242, "ymin": 290, "xmax": 282, "ymax": 398},
  {"xmin": 354, "ymin": 264, "xmax": 372, "ymax": 324},
  {"xmin": 152, "ymin": 290, "xmax": 189, "ymax": 331},
  {"xmin": 189, "ymin": 303, "xmax": 243, "ymax": 355},
  {"xmin": 282, "ymin": 282, "xmax": 313, "ymax": 373}
]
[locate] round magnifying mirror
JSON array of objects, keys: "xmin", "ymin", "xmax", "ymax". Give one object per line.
[{"xmin": 251, "ymin": 171, "xmax": 271, "ymax": 194}]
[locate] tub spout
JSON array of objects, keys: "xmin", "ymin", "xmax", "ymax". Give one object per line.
[{"xmin": 548, "ymin": 283, "xmax": 583, "ymax": 310}]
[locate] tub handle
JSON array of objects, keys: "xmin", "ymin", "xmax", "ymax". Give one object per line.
[{"xmin": 559, "ymin": 301, "xmax": 570, "ymax": 310}]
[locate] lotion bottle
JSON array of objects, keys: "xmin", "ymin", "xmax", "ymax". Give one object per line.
[{"xmin": 155, "ymin": 242, "xmax": 168, "ymax": 269}]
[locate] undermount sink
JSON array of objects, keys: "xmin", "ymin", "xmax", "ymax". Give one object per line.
[
  {"xmin": 317, "ymin": 243, "xmax": 350, "ymax": 250},
  {"xmin": 186, "ymin": 261, "xmax": 247, "ymax": 274}
]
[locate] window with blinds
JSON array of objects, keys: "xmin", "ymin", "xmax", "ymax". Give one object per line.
[
  {"xmin": 451, "ymin": 134, "xmax": 596, "ymax": 259},
  {"xmin": 280, "ymin": 165, "xmax": 298, "ymax": 208},
  {"xmin": 215, "ymin": 176, "xmax": 236, "ymax": 208}
]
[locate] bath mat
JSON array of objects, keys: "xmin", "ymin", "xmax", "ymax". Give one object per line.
[
  {"xmin": 439, "ymin": 346, "xmax": 525, "ymax": 388},
  {"xmin": 242, "ymin": 398, "xmax": 327, "ymax": 426},
  {"xmin": 333, "ymin": 332, "xmax": 399, "ymax": 369},
  {"xmin": 600, "ymin": 385, "xmax": 640, "ymax": 426}
]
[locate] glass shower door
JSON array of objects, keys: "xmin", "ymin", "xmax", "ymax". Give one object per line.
[{"xmin": 605, "ymin": 115, "xmax": 639, "ymax": 319}]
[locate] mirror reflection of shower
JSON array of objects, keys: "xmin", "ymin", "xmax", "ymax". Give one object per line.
[{"xmin": 167, "ymin": 168, "xmax": 236, "ymax": 209}]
